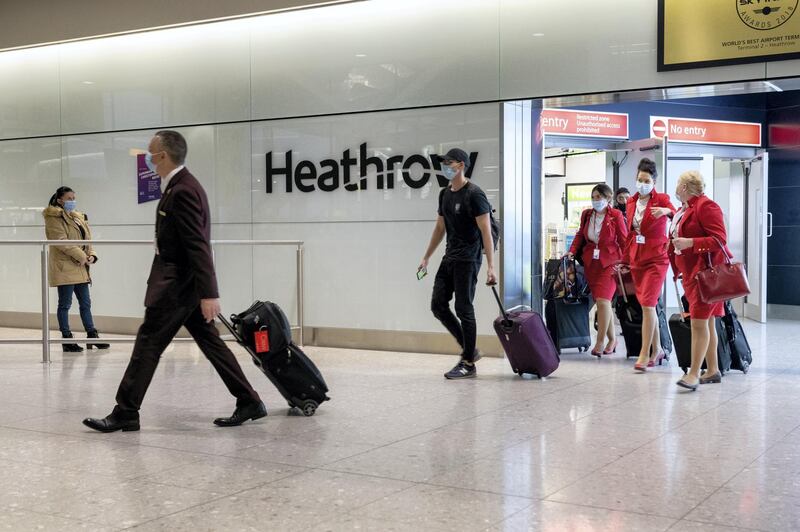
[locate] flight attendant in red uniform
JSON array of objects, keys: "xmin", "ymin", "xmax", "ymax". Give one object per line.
[
  {"xmin": 568, "ymin": 184, "xmax": 628, "ymax": 357},
  {"xmin": 669, "ymin": 170, "xmax": 730, "ymax": 391},
  {"xmin": 625, "ymin": 158, "xmax": 675, "ymax": 371}
]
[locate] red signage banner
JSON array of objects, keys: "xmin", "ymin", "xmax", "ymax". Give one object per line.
[
  {"xmin": 649, "ymin": 116, "xmax": 761, "ymax": 147},
  {"xmin": 541, "ymin": 109, "xmax": 629, "ymax": 139}
]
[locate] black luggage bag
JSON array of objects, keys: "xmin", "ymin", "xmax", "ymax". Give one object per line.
[
  {"xmin": 545, "ymin": 298, "xmax": 592, "ymax": 354},
  {"xmin": 614, "ymin": 269, "xmax": 672, "ymax": 360},
  {"xmin": 544, "ymin": 257, "xmax": 591, "ymax": 354},
  {"xmin": 668, "ymin": 280, "xmax": 732, "ymax": 375},
  {"xmin": 219, "ymin": 300, "xmax": 330, "ymax": 416},
  {"xmin": 720, "ymin": 300, "xmax": 752, "ymax": 373}
]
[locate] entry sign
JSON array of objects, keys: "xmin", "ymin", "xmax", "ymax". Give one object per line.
[
  {"xmin": 541, "ymin": 109, "xmax": 629, "ymax": 139},
  {"xmin": 650, "ymin": 116, "xmax": 761, "ymax": 147}
]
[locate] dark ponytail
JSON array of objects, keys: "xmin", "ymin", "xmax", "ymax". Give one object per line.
[{"xmin": 49, "ymin": 186, "xmax": 74, "ymax": 207}]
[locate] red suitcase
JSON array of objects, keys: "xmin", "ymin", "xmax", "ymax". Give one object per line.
[{"xmin": 491, "ymin": 286, "xmax": 560, "ymax": 378}]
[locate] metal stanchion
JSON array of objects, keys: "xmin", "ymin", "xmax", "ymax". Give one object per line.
[
  {"xmin": 296, "ymin": 245, "xmax": 305, "ymax": 346},
  {"xmin": 40, "ymin": 245, "xmax": 50, "ymax": 364}
]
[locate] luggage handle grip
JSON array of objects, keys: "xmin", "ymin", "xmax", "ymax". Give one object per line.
[
  {"xmin": 490, "ymin": 285, "xmax": 512, "ymax": 327},
  {"xmin": 615, "ymin": 267, "xmax": 634, "ymax": 322},
  {"xmin": 673, "ymin": 275, "xmax": 688, "ymax": 323}
]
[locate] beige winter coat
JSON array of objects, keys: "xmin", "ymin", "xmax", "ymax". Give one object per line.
[{"xmin": 42, "ymin": 206, "xmax": 97, "ymax": 287}]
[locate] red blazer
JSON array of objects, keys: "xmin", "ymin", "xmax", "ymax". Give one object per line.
[
  {"xmin": 668, "ymin": 194, "xmax": 732, "ymax": 281},
  {"xmin": 625, "ymin": 190, "xmax": 676, "ymax": 265},
  {"xmin": 569, "ymin": 207, "xmax": 627, "ymax": 268}
]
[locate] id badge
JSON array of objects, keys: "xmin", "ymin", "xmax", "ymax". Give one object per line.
[
  {"xmin": 592, "ymin": 248, "xmax": 600, "ymax": 260},
  {"xmin": 636, "ymin": 235, "xmax": 646, "ymax": 245}
]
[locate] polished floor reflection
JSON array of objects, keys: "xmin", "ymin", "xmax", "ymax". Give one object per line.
[{"xmin": 0, "ymin": 319, "xmax": 798, "ymax": 531}]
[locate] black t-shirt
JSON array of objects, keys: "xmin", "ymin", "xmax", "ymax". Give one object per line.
[{"xmin": 437, "ymin": 181, "xmax": 492, "ymax": 262}]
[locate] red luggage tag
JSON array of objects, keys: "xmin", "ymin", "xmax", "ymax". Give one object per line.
[{"xmin": 254, "ymin": 329, "xmax": 270, "ymax": 353}]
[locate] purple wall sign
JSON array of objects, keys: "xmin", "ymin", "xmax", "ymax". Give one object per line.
[{"xmin": 137, "ymin": 154, "xmax": 162, "ymax": 204}]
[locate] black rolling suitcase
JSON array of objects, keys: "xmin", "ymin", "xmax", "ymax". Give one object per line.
[
  {"xmin": 546, "ymin": 298, "xmax": 592, "ymax": 354},
  {"xmin": 668, "ymin": 280, "xmax": 731, "ymax": 375},
  {"xmin": 720, "ymin": 301, "xmax": 752, "ymax": 373},
  {"xmin": 614, "ymin": 269, "xmax": 672, "ymax": 360},
  {"xmin": 219, "ymin": 301, "xmax": 330, "ymax": 416},
  {"xmin": 543, "ymin": 257, "xmax": 591, "ymax": 354}
]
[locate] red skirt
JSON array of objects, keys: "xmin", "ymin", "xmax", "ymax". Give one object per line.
[
  {"xmin": 630, "ymin": 259, "xmax": 669, "ymax": 307},
  {"xmin": 584, "ymin": 257, "xmax": 617, "ymax": 301},
  {"xmin": 683, "ymin": 277, "xmax": 724, "ymax": 319}
]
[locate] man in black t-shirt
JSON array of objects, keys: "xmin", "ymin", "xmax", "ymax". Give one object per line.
[{"xmin": 419, "ymin": 148, "xmax": 497, "ymax": 379}]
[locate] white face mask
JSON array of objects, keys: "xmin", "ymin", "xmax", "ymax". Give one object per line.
[
  {"xmin": 636, "ymin": 181, "xmax": 654, "ymax": 196},
  {"xmin": 592, "ymin": 200, "xmax": 608, "ymax": 212}
]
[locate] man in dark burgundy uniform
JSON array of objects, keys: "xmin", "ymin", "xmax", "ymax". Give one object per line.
[{"xmin": 83, "ymin": 130, "xmax": 265, "ymax": 432}]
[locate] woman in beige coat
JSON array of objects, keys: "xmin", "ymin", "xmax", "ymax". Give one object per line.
[{"xmin": 43, "ymin": 186, "xmax": 108, "ymax": 352}]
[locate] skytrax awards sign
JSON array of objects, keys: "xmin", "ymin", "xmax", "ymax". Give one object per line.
[{"xmin": 659, "ymin": 0, "xmax": 800, "ymax": 70}]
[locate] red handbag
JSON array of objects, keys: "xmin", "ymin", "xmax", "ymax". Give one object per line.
[{"xmin": 695, "ymin": 238, "xmax": 750, "ymax": 304}]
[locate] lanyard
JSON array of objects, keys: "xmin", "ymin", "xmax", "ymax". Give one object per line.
[{"xmin": 591, "ymin": 211, "xmax": 604, "ymax": 243}]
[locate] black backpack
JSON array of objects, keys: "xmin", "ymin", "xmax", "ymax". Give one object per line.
[
  {"xmin": 464, "ymin": 182, "xmax": 501, "ymax": 252},
  {"xmin": 229, "ymin": 300, "xmax": 292, "ymax": 357}
]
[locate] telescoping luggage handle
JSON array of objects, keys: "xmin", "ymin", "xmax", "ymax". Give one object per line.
[
  {"xmin": 615, "ymin": 266, "xmax": 634, "ymax": 322},
  {"xmin": 491, "ymin": 285, "xmax": 513, "ymax": 327},
  {"xmin": 673, "ymin": 275, "xmax": 689, "ymax": 324}
]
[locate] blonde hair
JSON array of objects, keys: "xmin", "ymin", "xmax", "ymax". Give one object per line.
[{"xmin": 678, "ymin": 170, "xmax": 705, "ymax": 196}]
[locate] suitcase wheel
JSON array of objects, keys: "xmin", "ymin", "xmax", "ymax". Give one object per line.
[
  {"xmin": 741, "ymin": 362, "xmax": 749, "ymax": 374},
  {"xmin": 301, "ymin": 400, "xmax": 318, "ymax": 417}
]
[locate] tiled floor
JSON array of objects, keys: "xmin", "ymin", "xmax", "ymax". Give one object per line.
[{"xmin": 0, "ymin": 318, "xmax": 798, "ymax": 531}]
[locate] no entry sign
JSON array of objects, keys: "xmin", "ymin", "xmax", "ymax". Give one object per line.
[{"xmin": 650, "ymin": 116, "xmax": 761, "ymax": 147}]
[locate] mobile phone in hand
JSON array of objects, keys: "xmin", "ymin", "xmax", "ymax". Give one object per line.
[{"xmin": 417, "ymin": 268, "xmax": 428, "ymax": 281}]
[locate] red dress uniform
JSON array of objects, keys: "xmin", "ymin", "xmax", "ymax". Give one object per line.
[
  {"xmin": 570, "ymin": 207, "xmax": 627, "ymax": 301},
  {"xmin": 625, "ymin": 191, "xmax": 676, "ymax": 307},
  {"xmin": 668, "ymin": 194, "xmax": 731, "ymax": 320}
]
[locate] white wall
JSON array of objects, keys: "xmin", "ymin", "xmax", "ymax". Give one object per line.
[
  {"xmin": 0, "ymin": 104, "xmax": 500, "ymax": 337},
  {"xmin": 0, "ymin": 0, "xmax": 798, "ymax": 340}
]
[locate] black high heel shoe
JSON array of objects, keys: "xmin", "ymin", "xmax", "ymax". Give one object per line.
[{"xmin": 86, "ymin": 330, "xmax": 110, "ymax": 350}]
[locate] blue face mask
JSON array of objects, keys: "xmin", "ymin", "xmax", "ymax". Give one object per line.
[
  {"xmin": 592, "ymin": 200, "xmax": 608, "ymax": 212},
  {"xmin": 63, "ymin": 200, "xmax": 77, "ymax": 212},
  {"xmin": 441, "ymin": 165, "xmax": 459, "ymax": 181},
  {"xmin": 145, "ymin": 152, "xmax": 158, "ymax": 173}
]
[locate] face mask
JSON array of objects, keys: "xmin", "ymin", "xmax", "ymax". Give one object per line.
[
  {"xmin": 592, "ymin": 200, "xmax": 607, "ymax": 212},
  {"xmin": 63, "ymin": 200, "xmax": 77, "ymax": 212},
  {"xmin": 441, "ymin": 165, "xmax": 459, "ymax": 181},
  {"xmin": 636, "ymin": 182, "xmax": 654, "ymax": 195},
  {"xmin": 145, "ymin": 152, "xmax": 158, "ymax": 173}
]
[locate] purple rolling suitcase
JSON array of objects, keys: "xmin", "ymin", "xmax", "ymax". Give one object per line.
[{"xmin": 491, "ymin": 286, "xmax": 560, "ymax": 378}]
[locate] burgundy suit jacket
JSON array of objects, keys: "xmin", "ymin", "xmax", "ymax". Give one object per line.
[
  {"xmin": 668, "ymin": 194, "xmax": 732, "ymax": 281},
  {"xmin": 625, "ymin": 190, "xmax": 676, "ymax": 265},
  {"xmin": 144, "ymin": 168, "xmax": 219, "ymax": 308},
  {"xmin": 569, "ymin": 207, "xmax": 627, "ymax": 268}
]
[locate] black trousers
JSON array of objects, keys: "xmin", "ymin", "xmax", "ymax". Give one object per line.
[
  {"xmin": 115, "ymin": 305, "xmax": 261, "ymax": 417},
  {"xmin": 431, "ymin": 259, "xmax": 480, "ymax": 362}
]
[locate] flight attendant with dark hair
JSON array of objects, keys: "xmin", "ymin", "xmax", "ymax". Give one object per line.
[
  {"xmin": 568, "ymin": 183, "xmax": 627, "ymax": 357},
  {"xmin": 625, "ymin": 158, "xmax": 675, "ymax": 371}
]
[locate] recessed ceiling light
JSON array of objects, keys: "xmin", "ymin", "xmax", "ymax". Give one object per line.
[
  {"xmin": 355, "ymin": 53, "xmax": 367, "ymax": 58},
  {"xmin": 532, "ymin": 33, "xmax": 545, "ymax": 37},
  {"xmin": 81, "ymin": 81, "xmax": 95, "ymax": 85}
]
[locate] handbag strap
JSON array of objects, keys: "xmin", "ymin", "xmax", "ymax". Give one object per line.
[{"xmin": 691, "ymin": 203, "xmax": 731, "ymax": 267}]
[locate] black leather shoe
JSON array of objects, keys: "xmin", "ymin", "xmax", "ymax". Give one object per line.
[
  {"xmin": 213, "ymin": 401, "xmax": 267, "ymax": 427},
  {"xmin": 82, "ymin": 412, "xmax": 140, "ymax": 433}
]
